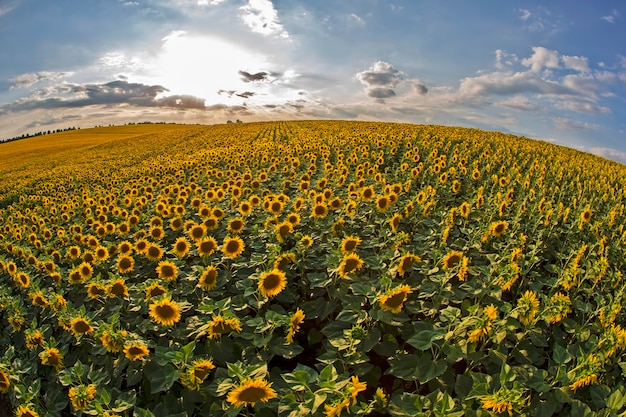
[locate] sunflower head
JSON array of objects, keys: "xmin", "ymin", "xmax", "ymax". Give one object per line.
[
  {"xmin": 68, "ymin": 317, "xmax": 94, "ymax": 337},
  {"xmin": 340, "ymin": 236, "xmax": 361, "ymax": 253},
  {"xmin": 226, "ymin": 378, "xmax": 278, "ymax": 407},
  {"xmin": 116, "ymin": 254, "xmax": 134, "ymax": 274},
  {"xmin": 149, "ymin": 297, "xmax": 182, "ymax": 327},
  {"xmin": 258, "ymin": 269, "xmax": 287, "ymax": 298},
  {"xmin": 123, "ymin": 342, "xmax": 150, "ymax": 361},
  {"xmin": 338, "ymin": 253, "xmax": 364, "ymax": 278},
  {"xmin": 379, "ymin": 285, "xmax": 413, "ymax": 313},
  {"xmin": 222, "ymin": 236, "xmax": 245, "ymax": 259},
  {"xmin": 199, "ymin": 266, "xmax": 219, "ymax": 291},
  {"xmin": 207, "ymin": 315, "xmax": 242, "ymax": 339},
  {"xmin": 442, "ymin": 251, "xmax": 464, "ymax": 269},
  {"xmin": 156, "ymin": 261, "xmax": 178, "ymax": 282}
]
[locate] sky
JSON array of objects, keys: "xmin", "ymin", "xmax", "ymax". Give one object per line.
[{"xmin": 1, "ymin": 1, "xmax": 625, "ymax": 162}]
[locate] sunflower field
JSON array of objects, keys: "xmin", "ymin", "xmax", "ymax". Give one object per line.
[{"xmin": 1, "ymin": 120, "xmax": 626, "ymax": 416}]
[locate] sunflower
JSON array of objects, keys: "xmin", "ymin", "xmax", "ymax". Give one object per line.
[
  {"xmin": 39, "ymin": 347, "xmax": 63, "ymax": 370},
  {"xmin": 286, "ymin": 308, "xmax": 305, "ymax": 343},
  {"xmin": 239, "ymin": 201, "xmax": 253, "ymax": 216},
  {"xmin": 134, "ymin": 238, "xmax": 149, "ymax": 254},
  {"xmin": 29, "ymin": 290, "xmax": 48, "ymax": 307},
  {"xmin": 206, "ymin": 315, "xmax": 242, "ymax": 339},
  {"xmin": 197, "ymin": 236, "xmax": 218, "ymax": 257},
  {"xmin": 227, "ymin": 218, "xmax": 245, "ymax": 234},
  {"xmin": 115, "ymin": 254, "xmax": 134, "ymax": 274},
  {"xmin": 517, "ymin": 290, "xmax": 540, "ymax": 325},
  {"xmin": 258, "ymin": 269, "xmax": 287, "ymax": 298},
  {"xmin": 123, "ymin": 342, "xmax": 150, "ymax": 361},
  {"xmin": 68, "ymin": 384, "xmax": 97, "ymax": 411},
  {"xmin": 490, "ymin": 220, "xmax": 508, "ymax": 237},
  {"xmin": 100, "ymin": 331, "xmax": 126, "ymax": 353},
  {"xmin": 361, "ymin": 186, "xmax": 375, "ymax": 201},
  {"xmin": 25, "ymin": 329, "xmax": 44, "ymax": 350},
  {"xmin": 107, "ymin": 279, "xmax": 129, "ymax": 298},
  {"xmin": 149, "ymin": 297, "xmax": 182, "ymax": 326},
  {"xmin": 379, "ymin": 285, "xmax": 413, "ymax": 313},
  {"xmin": 442, "ymin": 250, "xmax": 464, "ymax": 269},
  {"xmin": 226, "ymin": 378, "xmax": 278, "ymax": 407},
  {"xmin": 375, "ymin": 195, "xmax": 390, "ymax": 212},
  {"xmin": 459, "ymin": 202, "xmax": 471, "ymax": 218},
  {"xmin": 68, "ymin": 269, "xmax": 84, "ymax": 285},
  {"xmin": 156, "ymin": 260, "xmax": 178, "ymax": 282},
  {"xmin": 311, "ymin": 203, "xmax": 328, "ymax": 219},
  {"xmin": 15, "ymin": 405, "xmax": 39, "ymax": 417},
  {"xmin": 286, "ymin": 212, "xmax": 301, "ymax": 226},
  {"xmin": 0, "ymin": 369, "xmax": 10, "ymax": 392},
  {"xmin": 222, "ymin": 236, "xmax": 245, "ymax": 259},
  {"xmin": 485, "ymin": 304, "xmax": 498, "ymax": 321},
  {"xmin": 181, "ymin": 358, "xmax": 216, "ymax": 390},
  {"xmin": 275, "ymin": 221, "xmax": 293, "ymax": 242},
  {"xmin": 580, "ymin": 208, "xmax": 592, "ymax": 223},
  {"xmin": 389, "ymin": 213, "xmax": 402, "ymax": 232},
  {"xmin": 145, "ymin": 244, "xmax": 164, "ymax": 262},
  {"xmin": 68, "ymin": 317, "xmax": 93, "ymax": 337},
  {"xmin": 77, "ymin": 261, "xmax": 93, "ymax": 281},
  {"xmin": 145, "ymin": 283, "xmax": 167, "ymax": 299},
  {"xmin": 168, "ymin": 216, "xmax": 183, "ymax": 231},
  {"xmin": 274, "ymin": 253, "xmax": 295, "ymax": 271},
  {"xmin": 397, "ymin": 253, "xmax": 420, "ymax": 277},
  {"xmin": 337, "ymin": 253, "xmax": 364, "ymax": 278},
  {"xmin": 188, "ymin": 224, "xmax": 207, "ymax": 242},
  {"xmin": 300, "ymin": 235, "xmax": 313, "ymax": 248},
  {"xmin": 195, "ymin": 266, "xmax": 218, "ymax": 291},
  {"xmin": 87, "ymin": 284, "xmax": 105, "ymax": 299},
  {"xmin": 172, "ymin": 237, "xmax": 191, "ymax": 258},
  {"xmin": 340, "ymin": 236, "xmax": 361, "ymax": 254}
]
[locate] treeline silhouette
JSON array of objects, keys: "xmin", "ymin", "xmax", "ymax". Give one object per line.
[{"xmin": 1, "ymin": 126, "xmax": 79, "ymax": 144}]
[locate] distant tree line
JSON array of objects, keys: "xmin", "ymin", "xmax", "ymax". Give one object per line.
[{"xmin": 0, "ymin": 126, "xmax": 80, "ymax": 144}]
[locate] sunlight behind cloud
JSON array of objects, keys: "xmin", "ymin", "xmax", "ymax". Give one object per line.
[{"xmin": 150, "ymin": 31, "xmax": 271, "ymax": 103}]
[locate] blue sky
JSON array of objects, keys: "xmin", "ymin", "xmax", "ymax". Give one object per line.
[{"xmin": 1, "ymin": 1, "xmax": 625, "ymax": 162}]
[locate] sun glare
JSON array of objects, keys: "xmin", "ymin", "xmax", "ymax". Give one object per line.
[{"xmin": 154, "ymin": 31, "xmax": 269, "ymax": 103}]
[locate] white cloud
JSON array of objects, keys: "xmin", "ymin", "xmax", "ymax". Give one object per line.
[
  {"xmin": 458, "ymin": 71, "xmax": 574, "ymax": 97},
  {"xmin": 239, "ymin": 0, "xmax": 289, "ymax": 39},
  {"xmin": 601, "ymin": 9, "xmax": 620, "ymax": 23},
  {"xmin": 521, "ymin": 46, "xmax": 560, "ymax": 72},
  {"xmin": 495, "ymin": 49, "xmax": 518, "ymax": 70},
  {"xmin": 9, "ymin": 72, "xmax": 72, "ymax": 89},
  {"xmin": 518, "ymin": 9, "xmax": 531, "ymax": 21},
  {"xmin": 552, "ymin": 117, "xmax": 600, "ymax": 131},
  {"xmin": 562, "ymin": 55, "xmax": 590, "ymax": 73},
  {"xmin": 349, "ymin": 13, "xmax": 365, "ymax": 26},
  {"xmin": 496, "ymin": 96, "xmax": 539, "ymax": 111}
]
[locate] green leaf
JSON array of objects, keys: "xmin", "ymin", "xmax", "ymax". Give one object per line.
[
  {"xmin": 388, "ymin": 353, "xmax": 420, "ymax": 381},
  {"xmin": 100, "ymin": 389, "xmax": 111, "ymax": 405},
  {"xmin": 552, "ymin": 343, "xmax": 571, "ymax": 364},
  {"xmin": 308, "ymin": 272, "xmax": 332, "ymax": 288},
  {"xmin": 407, "ymin": 326, "xmax": 444, "ymax": 351},
  {"xmin": 134, "ymin": 408, "xmax": 156, "ymax": 417},
  {"xmin": 319, "ymin": 364, "xmax": 338, "ymax": 388},
  {"xmin": 145, "ymin": 363, "xmax": 181, "ymax": 394},
  {"xmin": 389, "ymin": 391, "xmax": 423, "ymax": 416},
  {"xmin": 282, "ymin": 364, "xmax": 318, "ymax": 391},
  {"xmin": 607, "ymin": 387, "xmax": 625, "ymax": 410},
  {"xmin": 271, "ymin": 341, "xmax": 304, "ymax": 359},
  {"xmin": 417, "ymin": 356, "xmax": 446, "ymax": 384}
]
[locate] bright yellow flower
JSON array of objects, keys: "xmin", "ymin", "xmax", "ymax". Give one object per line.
[
  {"xmin": 379, "ymin": 285, "xmax": 412, "ymax": 313},
  {"xmin": 149, "ymin": 297, "xmax": 182, "ymax": 326},
  {"xmin": 227, "ymin": 378, "xmax": 277, "ymax": 407},
  {"xmin": 258, "ymin": 269, "xmax": 287, "ymax": 298}
]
